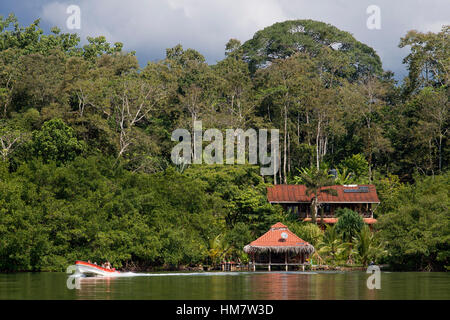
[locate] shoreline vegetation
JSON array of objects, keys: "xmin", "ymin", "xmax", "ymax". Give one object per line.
[
  {"xmin": 4, "ymin": 263, "xmax": 382, "ymax": 273},
  {"xmin": 0, "ymin": 15, "xmax": 448, "ymax": 273}
]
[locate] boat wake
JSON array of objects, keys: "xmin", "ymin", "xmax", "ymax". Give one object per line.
[
  {"xmin": 71, "ymin": 261, "xmax": 317, "ymax": 279},
  {"xmin": 72, "ymin": 270, "xmax": 318, "ymax": 279}
]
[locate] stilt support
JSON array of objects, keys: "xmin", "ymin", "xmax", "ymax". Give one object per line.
[{"xmin": 285, "ymin": 252, "xmax": 288, "ymax": 271}]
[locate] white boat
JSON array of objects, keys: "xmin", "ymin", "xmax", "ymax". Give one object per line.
[{"xmin": 75, "ymin": 260, "xmax": 121, "ymax": 277}]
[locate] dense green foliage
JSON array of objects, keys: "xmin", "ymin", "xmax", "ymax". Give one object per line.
[
  {"xmin": 286, "ymin": 222, "xmax": 323, "ymax": 248},
  {"xmin": 354, "ymin": 225, "xmax": 386, "ymax": 267},
  {"xmin": 335, "ymin": 208, "xmax": 365, "ymax": 242},
  {"xmin": 0, "ymin": 157, "xmax": 277, "ymax": 271},
  {"xmin": 32, "ymin": 118, "xmax": 85, "ymax": 164},
  {"xmin": 376, "ymin": 173, "xmax": 450, "ymax": 271},
  {"xmin": 241, "ymin": 19, "xmax": 383, "ymax": 78},
  {"xmin": 0, "ymin": 14, "xmax": 448, "ymax": 271}
]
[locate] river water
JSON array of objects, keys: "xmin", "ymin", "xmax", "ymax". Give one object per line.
[{"xmin": 0, "ymin": 271, "xmax": 448, "ymax": 299}]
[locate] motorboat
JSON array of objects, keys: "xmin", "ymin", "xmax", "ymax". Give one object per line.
[{"xmin": 75, "ymin": 260, "xmax": 121, "ymax": 277}]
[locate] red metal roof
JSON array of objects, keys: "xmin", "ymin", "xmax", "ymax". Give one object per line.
[
  {"xmin": 303, "ymin": 218, "xmax": 377, "ymax": 224},
  {"xmin": 267, "ymin": 184, "xmax": 380, "ymax": 204},
  {"xmin": 248, "ymin": 223, "xmax": 311, "ymax": 248}
]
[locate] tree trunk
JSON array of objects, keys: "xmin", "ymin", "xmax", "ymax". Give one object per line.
[
  {"xmin": 288, "ymin": 131, "xmax": 291, "ymax": 175},
  {"xmin": 312, "ymin": 195, "xmax": 318, "ymax": 224},
  {"xmin": 273, "ymin": 147, "xmax": 277, "ymax": 185},
  {"xmin": 306, "ymin": 112, "xmax": 310, "ymax": 146},
  {"xmin": 316, "ymin": 119, "xmax": 321, "ymax": 170},
  {"xmin": 283, "ymin": 103, "xmax": 287, "ymax": 184},
  {"xmin": 278, "ymin": 149, "xmax": 282, "ymax": 184},
  {"xmin": 439, "ymin": 134, "xmax": 443, "ymax": 172},
  {"xmin": 320, "ymin": 206, "xmax": 324, "ymax": 225},
  {"xmin": 367, "ymin": 119, "xmax": 372, "ymax": 183}
]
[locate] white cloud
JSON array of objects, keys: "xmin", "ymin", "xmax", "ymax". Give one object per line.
[
  {"xmin": 422, "ymin": 21, "xmax": 449, "ymax": 33},
  {"xmin": 40, "ymin": 0, "xmax": 450, "ymax": 79},
  {"xmin": 41, "ymin": 0, "xmax": 288, "ymax": 63}
]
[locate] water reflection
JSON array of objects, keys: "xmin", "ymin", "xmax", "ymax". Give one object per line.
[
  {"xmin": 0, "ymin": 272, "xmax": 449, "ymax": 300},
  {"xmin": 249, "ymin": 272, "xmax": 313, "ymax": 299},
  {"xmin": 75, "ymin": 276, "xmax": 117, "ymax": 300}
]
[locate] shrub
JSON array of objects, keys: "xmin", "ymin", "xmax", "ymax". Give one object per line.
[
  {"xmin": 287, "ymin": 222, "xmax": 323, "ymax": 248},
  {"xmin": 335, "ymin": 208, "xmax": 364, "ymax": 242}
]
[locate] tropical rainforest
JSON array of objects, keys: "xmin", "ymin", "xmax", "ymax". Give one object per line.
[{"xmin": 0, "ymin": 15, "xmax": 448, "ymax": 271}]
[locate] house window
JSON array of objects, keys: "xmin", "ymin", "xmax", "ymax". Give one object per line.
[{"xmin": 287, "ymin": 205, "xmax": 298, "ymax": 215}]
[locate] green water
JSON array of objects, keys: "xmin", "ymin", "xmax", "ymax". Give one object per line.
[{"xmin": 0, "ymin": 271, "xmax": 449, "ymax": 300}]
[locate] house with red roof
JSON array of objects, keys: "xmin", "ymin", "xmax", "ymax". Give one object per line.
[
  {"xmin": 266, "ymin": 184, "xmax": 380, "ymax": 225},
  {"xmin": 244, "ymin": 222, "xmax": 315, "ymax": 271}
]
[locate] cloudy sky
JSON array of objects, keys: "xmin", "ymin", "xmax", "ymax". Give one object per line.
[{"xmin": 1, "ymin": 0, "xmax": 449, "ymax": 81}]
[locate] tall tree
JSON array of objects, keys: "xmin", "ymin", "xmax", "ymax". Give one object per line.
[
  {"xmin": 111, "ymin": 65, "xmax": 167, "ymax": 161},
  {"xmin": 342, "ymin": 76, "xmax": 392, "ymax": 181},
  {"xmin": 0, "ymin": 123, "xmax": 23, "ymax": 161},
  {"xmin": 294, "ymin": 168, "xmax": 337, "ymax": 224},
  {"xmin": 242, "ymin": 19, "xmax": 382, "ymax": 79},
  {"xmin": 214, "ymin": 39, "xmax": 256, "ymax": 129},
  {"xmin": 400, "ymin": 25, "xmax": 449, "ymax": 94}
]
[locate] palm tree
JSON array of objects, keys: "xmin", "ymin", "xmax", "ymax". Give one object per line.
[
  {"xmin": 353, "ymin": 225, "xmax": 386, "ymax": 266},
  {"xmin": 208, "ymin": 234, "xmax": 231, "ymax": 267},
  {"xmin": 334, "ymin": 167, "xmax": 354, "ymax": 185},
  {"xmin": 318, "ymin": 225, "xmax": 347, "ymax": 264},
  {"xmin": 294, "ymin": 167, "xmax": 337, "ymax": 224}
]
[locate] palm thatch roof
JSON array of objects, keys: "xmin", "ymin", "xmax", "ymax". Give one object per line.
[{"xmin": 243, "ymin": 222, "xmax": 315, "ymax": 255}]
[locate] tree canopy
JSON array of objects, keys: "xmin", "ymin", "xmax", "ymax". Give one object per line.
[
  {"xmin": 241, "ymin": 19, "xmax": 383, "ymax": 79},
  {"xmin": 0, "ymin": 14, "xmax": 448, "ymax": 271}
]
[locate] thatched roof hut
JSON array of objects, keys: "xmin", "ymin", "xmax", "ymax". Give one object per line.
[
  {"xmin": 244, "ymin": 222, "xmax": 315, "ymax": 271},
  {"xmin": 244, "ymin": 222, "xmax": 315, "ymax": 255}
]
